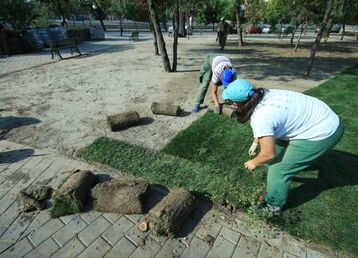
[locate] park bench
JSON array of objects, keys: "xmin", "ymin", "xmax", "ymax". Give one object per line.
[
  {"xmin": 49, "ymin": 38, "xmax": 82, "ymax": 60},
  {"xmin": 129, "ymin": 31, "xmax": 139, "ymax": 41}
]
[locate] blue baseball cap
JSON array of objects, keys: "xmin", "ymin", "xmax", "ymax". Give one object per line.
[
  {"xmin": 222, "ymin": 79, "xmax": 254, "ymax": 102},
  {"xmin": 221, "ymin": 68, "xmax": 236, "ymax": 88}
]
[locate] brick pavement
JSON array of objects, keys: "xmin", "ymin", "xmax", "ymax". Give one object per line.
[{"xmin": 0, "ymin": 140, "xmax": 348, "ymax": 258}]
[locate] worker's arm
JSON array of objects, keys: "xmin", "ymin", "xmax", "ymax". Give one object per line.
[
  {"xmin": 244, "ymin": 136, "xmax": 275, "ymax": 171},
  {"xmin": 210, "ymin": 83, "xmax": 220, "ymax": 107}
]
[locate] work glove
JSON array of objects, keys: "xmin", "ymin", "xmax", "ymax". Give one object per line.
[
  {"xmin": 248, "ymin": 141, "xmax": 258, "ymax": 156},
  {"xmin": 214, "ymin": 105, "xmax": 221, "ymax": 114}
]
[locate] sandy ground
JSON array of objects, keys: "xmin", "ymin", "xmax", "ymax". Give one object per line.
[{"xmin": 1, "ymin": 32, "xmax": 358, "ymax": 156}]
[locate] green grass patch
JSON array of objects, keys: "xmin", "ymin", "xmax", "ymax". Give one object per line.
[
  {"xmin": 78, "ymin": 136, "xmax": 266, "ymax": 208},
  {"xmin": 50, "ymin": 196, "xmax": 81, "ymax": 218},
  {"xmin": 79, "ymin": 66, "xmax": 358, "ymax": 255}
]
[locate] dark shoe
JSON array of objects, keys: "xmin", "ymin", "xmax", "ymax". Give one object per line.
[{"xmin": 192, "ymin": 104, "xmax": 200, "ymax": 113}]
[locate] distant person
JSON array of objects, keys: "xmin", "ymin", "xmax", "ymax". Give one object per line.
[
  {"xmin": 192, "ymin": 55, "xmax": 236, "ymax": 114},
  {"xmin": 222, "ymin": 79, "xmax": 344, "ymax": 215},
  {"xmin": 0, "ymin": 24, "xmax": 9, "ymax": 57},
  {"xmin": 217, "ymin": 18, "xmax": 230, "ymax": 50}
]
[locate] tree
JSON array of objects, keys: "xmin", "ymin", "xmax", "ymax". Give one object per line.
[
  {"xmin": 32, "ymin": 0, "xmax": 56, "ymax": 27},
  {"xmin": 304, "ymin": 0, "xmax": 335, "ymax": 77},
  {"xmin": 40, "ymin": 0, "xmax": 74, "ymax": 25},
  {"xmin": 172, "ymin": 0, "xmax": 179, "ymax": 71},
  {"xmin": 197, "ymin": 0, "xmax": 226, "ymax": 31},
  {"xmin": 87, "ymin": 0, "xmax": 112, "ymax": 31},
  {"xmin": 146, "ymin": 0, "xmax": 171, "ymax": 72},
  {"xmin": 244, "ymin": 0, "xmax": 266, "ymax": 25},
  {"xmin": 111, "ymin": 0, "xmax": 136, "ymax": 35},
  {"xmin": 235, "ymin": 0, "xmax": 244, "ymax": 46},
  {"xmin": 0, "ymin": 0, "xmax": 37, "ymax": 31}
]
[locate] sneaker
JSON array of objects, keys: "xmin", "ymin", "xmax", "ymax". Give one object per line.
[
  {"xmin": 254, "ymin": 202, "xmax": 281, "ymax": 217},
  {"xmin": 192, "ymin": 104, "xmax": 200, "ymax": 113}
]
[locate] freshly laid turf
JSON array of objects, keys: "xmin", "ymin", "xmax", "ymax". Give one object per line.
[
  {"xmin": 78, "ymin": 135, "xmax": 267, "ymax": 208},
  {"xmin": 79, "ymin": 66, "xmax": 358, "ymax": 255}
]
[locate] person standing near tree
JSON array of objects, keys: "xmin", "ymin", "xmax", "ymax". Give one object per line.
[
  {"xmin": 222, "ymin": 79, "xmax": 344, "ymax": 214},
  {"xmin": 192, "ymin": 54, "xmax": 237, "ymax": 114},
  {"xmin": 217, "ymin": 17, "xmax": 230, "ymax": 50}
]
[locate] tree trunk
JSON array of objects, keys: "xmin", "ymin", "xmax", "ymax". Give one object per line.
[
  {"xmin": 290, "ymin": 23, "xmax": 299, "ymax": 45},
  {"xmin": 147, "ymin": 0, "xmax": 171, "ymax": 72},
  {"xmin": 99, "ymin": 19, "xmax": 106, "ymax": 32},
  {"xmin": 295, "ymin": 23, "xmax": 306, "ymax": 52},
  {"xmin": 150, "ymin": 20, "xmax": 159, "ymax": 55},
  {"xmin": 323, "ymin": 17, "xmax": 333, "ymax": 43},
  {"xmin": 305, "ymin": 0, "xmax": 334, "ymax": 77},
  {"xmin": 56, "ymin": 0, "xmax": 66, "ymax": 26},
  {"xmin": 178, "ymin": 11, "xmax": 186, "ymax": 37},
  {"xmin": 340, "ymin": 23, "xmax": 345, "ymax": 40},
  {"xmin": 340, "ymin": 0, "xmax": 346, "ymax": 41},
  {"xmin": 236, "ymin": 0, "xmax": 244, "ymax": 46},
  {"xmin": 120, "ymin": 17, "xmax": 123, "ymax": 36},
  {"xmin": 172, "ymin": 0, "xmax": 179, "ymax": 72}
]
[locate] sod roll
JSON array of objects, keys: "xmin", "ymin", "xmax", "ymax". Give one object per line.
[
  {"xmin": 137, "ymin": 187, "xmax": 195, "ymax": 237},
  {"xmin": 221, "ymin": 106, "xmax": 236, "ymax": 118},
  {"xmin": 50, "ymin": 170, "xmax": 98, "ymax": 218},
  {"xmin": 107, "ymin": 111, "xmax": 140, "ymax": 131},
  {"xmin": 208, "ymin": 105, "xmax": 237, "ymax": 118},
  {"xmin": 91, "ymin": 179, "xmax": 149, "ymax": 214},
  {"xmin": 151, "ymin": 102, "xmax": 182, "ymax": 116}
]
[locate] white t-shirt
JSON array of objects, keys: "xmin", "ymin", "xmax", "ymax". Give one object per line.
[
  {"xmin": 250, "ymin": 89, "xmax": 339, "ymax": 141},
  {"xmin": 211, "ymin": 56, "xmax": 232, "ymax": 85}
]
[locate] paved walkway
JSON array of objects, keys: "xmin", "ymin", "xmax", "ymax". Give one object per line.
[{"xmin": 0, "ymin": 140, "xmax": 347, "ymax": 258}]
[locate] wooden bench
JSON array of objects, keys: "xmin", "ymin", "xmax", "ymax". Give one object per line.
[
  {"xmin": 49, "ymin": 38, "xmax": 82, "ymax": 60},
  {"xmin": 129, "ymin": 31, "xmax": 139, "ymax": 41}
]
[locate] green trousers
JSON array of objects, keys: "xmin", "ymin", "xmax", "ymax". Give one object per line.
[
  {"xmin": 264, "ymin": 121, "xmax": 344, "ymax": 208},
  {"xmin": 194, "ymin": 54, "xmax": 215, "ymax": 104}
]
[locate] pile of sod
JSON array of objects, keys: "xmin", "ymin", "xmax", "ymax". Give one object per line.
[{"xmin": 78, "ymin": 66, "xmax": 358, "ymax": 255}]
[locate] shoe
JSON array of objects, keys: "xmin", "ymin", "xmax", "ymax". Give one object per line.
[
  {"xmin": 192, "ymin": 104, "xmax": 200, "ymax": 113},
  {"xmin": 254, "ymin": 202, "xmax": 281, "ymax": 217}
]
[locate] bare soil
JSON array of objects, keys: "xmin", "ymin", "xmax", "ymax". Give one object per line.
[{"xmin": 0, "ymin": 32, "xmax": 357, "ymax": 156}]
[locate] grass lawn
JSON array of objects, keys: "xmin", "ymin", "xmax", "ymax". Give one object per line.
[{"xmin": 78, "ymin": 66, "xmax": 358, "ymax": 255}]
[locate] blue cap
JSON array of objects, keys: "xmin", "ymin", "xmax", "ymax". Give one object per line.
[
  {"xmin": 221, "ymin": 68, "xmax": 236, "ymax": 88},
  {"xmin": 222, "ymin": 79, "xmax": 254, "ymax": 102}
]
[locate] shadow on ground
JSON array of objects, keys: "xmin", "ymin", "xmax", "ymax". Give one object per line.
[
  {"xmin": 187, "ymin": 41, "xmax": 358, "ymax": 82},
  {"xmin": 0, "ymin": 116, "xmax": 41, "ymax": 139},
  {"xmin": 287, "ymin": 150, "xmax": 358, "ymax": 209},
  {"xmin": 0, "ymin": 148, "xmax": 35, "ymax": 164}
]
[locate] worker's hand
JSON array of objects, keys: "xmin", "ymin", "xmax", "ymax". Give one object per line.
[
  {"xmin": 244, "ymin": 160, "xmax": 257, "ymax": 171},
  {"xmin": 248, "ymin": 141, "xmax": 258, "ymax": 156},
  {"xmin": 214, "ymin": 105, "xmax": 221, "ymax": 114}
]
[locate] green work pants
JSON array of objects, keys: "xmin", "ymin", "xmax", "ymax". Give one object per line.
[
  {"xmin": 194, "ymin": 54, "xmax": 215, "ymax": 104},
  {"xmin": 264, "ymin": 121, "xmax": 344, "ymax": 208}
]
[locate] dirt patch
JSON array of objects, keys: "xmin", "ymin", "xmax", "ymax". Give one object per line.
[{"xmin": 0, "ymin": 33, "xmax": 357, "ymax": 155}]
